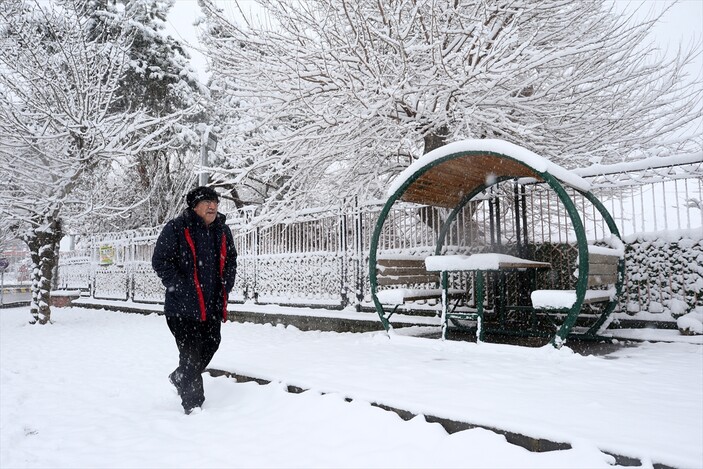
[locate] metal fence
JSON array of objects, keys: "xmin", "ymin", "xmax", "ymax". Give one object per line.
[{"xmin": 57, "ymin": 156, "xmax": 703, "ymax": 318}]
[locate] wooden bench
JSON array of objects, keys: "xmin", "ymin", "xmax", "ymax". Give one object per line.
[
  {"xmin": 375, "ymin": 256, "xmax": 464, "ymax": 316},
  {"xmin": 530, "ymin": 246, "xmax": 622, "ymax": 310}
]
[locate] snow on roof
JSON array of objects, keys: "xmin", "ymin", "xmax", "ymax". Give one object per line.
[
  {"xmin": 573, "ymin": 151, "xmax": 703, "ymax": 178},
  {"xmin": 387, "ymin": 139, "xmax": 591, "ymax": 198}
]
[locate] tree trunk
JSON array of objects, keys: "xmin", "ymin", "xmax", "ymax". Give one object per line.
[
  {"xmin": 417, "ymin": 126, "xmax": 450, "ymax": 236},
  {"xmin": 422, "ymin": 125, "xmax": 449, "ymax": 154},
  {"xmin": 24, "ymin": 216, "xmax": 63, "ymax": 325}
]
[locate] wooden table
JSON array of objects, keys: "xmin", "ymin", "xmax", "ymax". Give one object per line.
[{"xmin": 425, "ymin": 254, "xmax": 551, "ymax": 341}]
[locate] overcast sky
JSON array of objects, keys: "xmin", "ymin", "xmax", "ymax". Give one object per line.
[{"xmin": 165, "ymin": 0, "xmax": 703, "ymax": 85}]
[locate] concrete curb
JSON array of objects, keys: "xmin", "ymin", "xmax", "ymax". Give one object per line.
[
  {"xmin": 71, "ymin": 299, "xmax": 696, "ymax": 344},
  {"xmin": 204, "ymin": 369, "xmax": 672, "ymax": 468},
  {"xmin": 0, "ymin": 287, "xmax": 31, "ymax": 293},
  {"xmin": 0, "ymin": 301, "xmax": 30, "ymax": 308}
]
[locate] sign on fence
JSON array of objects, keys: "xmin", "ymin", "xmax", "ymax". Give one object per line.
[{"xmin": 99, "ymin": 246, "xmax": 115, "ymax": 266}]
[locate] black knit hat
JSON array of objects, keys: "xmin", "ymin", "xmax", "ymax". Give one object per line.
[{"xmin": 186, "ymin": 186, "xmax": 219, "ymax": 209}]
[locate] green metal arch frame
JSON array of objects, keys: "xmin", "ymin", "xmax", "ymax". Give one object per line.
[{"xmin": 369, "ymin": 150, "xmax": 622, "ymax": 346}]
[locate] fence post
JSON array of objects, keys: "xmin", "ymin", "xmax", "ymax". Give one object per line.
[
  {"xmin": 354, "ymin": 199, "xmax": 365, "ymax": 311},
  {"xmin": 253, "ymin": 225, "xmax": 259, "ymax": 303},
  {"xmin": 338, "ymin": 205, "xmax": 349, "ymax": 308},
  {"xmin": 128, "ymin": 238, "xmax": 135, "ymax": 302},
  {"xmin": 90, "ymin": 236, "xmax": 97, "ymax": 299}
]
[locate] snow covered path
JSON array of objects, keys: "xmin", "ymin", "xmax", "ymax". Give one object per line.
[
  {"xmin": 212, "ymin": 318, "xmax": 703, "ymax": 468},
  {"xmin": 1, "ymin": 306, "xmax": 701, "ymax": 468}
]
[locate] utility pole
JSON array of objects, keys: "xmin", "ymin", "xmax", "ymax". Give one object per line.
[
  {"xmin": 0, "ymin": 258, "xmax": 8, "ymax": 305},
  {"xmin": 199, "ymin": 127, "xmax": 218, "ymax": 186}
]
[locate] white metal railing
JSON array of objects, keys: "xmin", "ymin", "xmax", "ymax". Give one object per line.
[{"xmin": 57, "ymin": 156, "xmax": 703, "ymax": 317}]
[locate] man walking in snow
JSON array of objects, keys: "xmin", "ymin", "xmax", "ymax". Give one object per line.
[{"xmin": 152, "ymin": 186, "xmax": 237, "ymax": 414}]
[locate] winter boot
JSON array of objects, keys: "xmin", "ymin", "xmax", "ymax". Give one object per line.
[{"xmin": 168, "ymin": 370, "xmax": 183, "ymax": 395}]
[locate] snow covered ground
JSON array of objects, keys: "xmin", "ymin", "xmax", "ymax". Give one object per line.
[{"xmin": 1, "ymin": 305, "xmax": 701, "ymax": 468}]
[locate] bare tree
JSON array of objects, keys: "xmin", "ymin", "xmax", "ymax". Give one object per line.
[
  {"xmin": 0, "ymin": 0, "xmax": 189, "ymax": 324},
  {"xmin": 198, "ymin": 0, "xmax": 702, "ymax": 219},
  {"xmin": 0, "ymin": 219, "xmax": 13, "ymax": 255}
]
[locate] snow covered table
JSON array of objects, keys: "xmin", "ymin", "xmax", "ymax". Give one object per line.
[
  {"xmin": 425, "ymin": 254, "xmax": 552, "ymax": 273},
  {"xmin": 425, "ymin": 254, "xmax": 551, "ymax": 341}
]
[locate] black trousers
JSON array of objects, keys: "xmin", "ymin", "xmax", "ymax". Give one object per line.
[{"xmin": 166, "ymin": 315, "xmax": 222, "ymax": 410}]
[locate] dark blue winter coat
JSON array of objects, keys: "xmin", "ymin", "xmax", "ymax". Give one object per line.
[{"xmin": 152, "ymin": 209, "xmax": 237, "ymax": 321}]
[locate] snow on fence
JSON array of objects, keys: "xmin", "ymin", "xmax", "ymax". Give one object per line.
[{"xmin": 57, "ymin": 155, "xmax": 703, "ymax": 320}]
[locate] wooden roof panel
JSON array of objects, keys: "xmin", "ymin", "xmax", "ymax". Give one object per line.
[{"xmin": 400, "ymin": 153, "xmax": 543, "ymax": 208}]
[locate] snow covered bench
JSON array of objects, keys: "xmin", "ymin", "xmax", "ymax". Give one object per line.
[
  {"xmin": 531, "ymin": 246, "xmax": 622, "ymax": 310},
  {"xmin": 375, "ymin": 256, "xmax": 464, "ymax": 312}
]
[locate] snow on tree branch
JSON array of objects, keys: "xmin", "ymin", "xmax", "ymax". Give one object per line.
[
  {"xmin": 0, "ymin": 0, "xmax": 197, "ymax": 324},
  {"xmin": 198, "ymin": 0, "xmax": 702, "ymax": 220}
]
